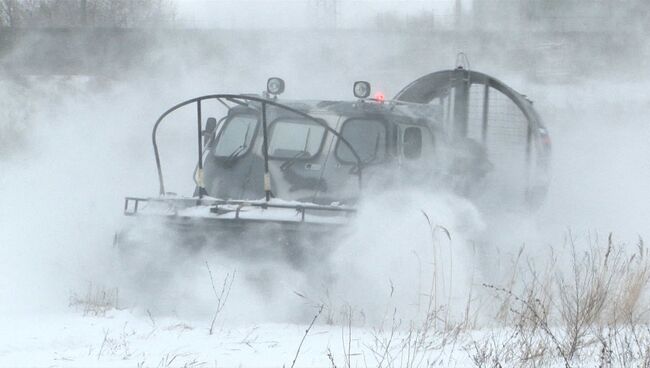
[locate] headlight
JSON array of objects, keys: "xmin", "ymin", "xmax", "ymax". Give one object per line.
[
  {"xmin": 267, "ymin": 77, "xmax": 285, "ymax": 95},
  {"xmin": 353, "ymin": 81, "xmax": 371, "ymax": 98}
]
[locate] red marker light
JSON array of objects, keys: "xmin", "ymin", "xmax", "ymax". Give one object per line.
[{"xmin": 374, "ymin": 92, "xmax": 385, "ymax": 102}]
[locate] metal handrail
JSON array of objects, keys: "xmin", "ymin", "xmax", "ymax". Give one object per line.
[
  {"xmin": 123, "ymin": 197, "xmax": 357, "ymax": 222},
  {"xmin": 151, "ymin": 94, "xmax": 364, "ymax": 197}
]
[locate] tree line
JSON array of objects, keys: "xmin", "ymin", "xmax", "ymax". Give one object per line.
[{"xmin": 0, "ymin": 0, "xmax": 176, "ymax": 28}]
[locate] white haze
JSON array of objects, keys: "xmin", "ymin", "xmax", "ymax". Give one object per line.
[{"xmin": 1, "ymin": 16, "xmax": 649, "ymax": 330}]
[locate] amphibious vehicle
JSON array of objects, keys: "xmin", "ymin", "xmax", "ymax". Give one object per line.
[{"xmin": 117, "ymin": 64, "xmax": 551, "ymax": 265}]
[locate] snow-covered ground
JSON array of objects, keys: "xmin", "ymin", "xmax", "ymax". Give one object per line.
[
  {"xmin": 2, "ymin": 303, "xmax": 648, "ymax": 367},
  {"xmin": 1, "ymin": 311, "xmax": 350, "ymax": 367},
  {"xmin": 1, "ymin": 309, "xmax": 488, "ymax": 367}
]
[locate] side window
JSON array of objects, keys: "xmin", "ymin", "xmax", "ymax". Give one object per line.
[
  {"xmin": 336, "ymin": 119, "xmax": 387, "ymax": 164},
  {"xmin": 403, "ymin": 127, "xmax": 422, "ymax": 159},
  {"xmin": 268, "ymin": 118, "xmax": 326, "ymax": 159}
]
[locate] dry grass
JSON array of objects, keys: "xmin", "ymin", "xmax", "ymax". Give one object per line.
[
  {"xmin": 475, "ymin": 233, "xmax": 650, "ymax": 367},
  {"xmin": 313, "ymin": 230, "xmax": 650, "ymax": 368},
  {"xmin": 205, "ymin": 261, "xmax": 235, "ymax": 335},
  {"xmin": 69, "ymin": 283, "xmax": 119, "ymax": 317}
]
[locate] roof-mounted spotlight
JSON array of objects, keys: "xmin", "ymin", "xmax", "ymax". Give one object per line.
[
  {"xmin": 353, "ymin": 81, "xmax": 371, "ymax": 99},
  {"xmin": 267, "ymin": 77, "xmax": 285, "ymax": 96}
]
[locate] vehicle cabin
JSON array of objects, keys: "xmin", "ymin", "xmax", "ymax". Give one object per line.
[{"xmin": 203, "ymin": 94, "xmax": 445, "ymax": 206}]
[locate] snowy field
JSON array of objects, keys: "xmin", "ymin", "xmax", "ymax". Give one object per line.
[{"xmin": 2, "ymin": 29, "xmax": 650, "ymax": 367}]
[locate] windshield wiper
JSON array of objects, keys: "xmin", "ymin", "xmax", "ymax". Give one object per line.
[
  {"xmin": 224, "ymin": 144, "xmax": 247, "ymax": 163},
  {"xmin": 280, "ymin": 150, "xmax": 310, "ymax": 171},
  {"xmin": 280, "ymin": 128, "xmax": 312, "ymax": 171},
  {"xmin": 223, "ymin": 123, "xmax": 252, "ymax": 165}
]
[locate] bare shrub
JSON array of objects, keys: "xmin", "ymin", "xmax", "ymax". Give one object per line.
[
  {"xmin": 290, "ymin": 304, "xmax": 324, "ymax": 368},
  {"xmin": 313, "ymin": 229, "xmax": 649, "ymax": 367},
  {"xmin": 96, "ymin": 323, "xmax": 135, "ymax": 360},
  {"xmin": 205, "ymin": 261, "xmax": 235, "ymax": 335},
  {"xmin": 555, "ymin": 234, "xmax": 650, "ymax": 360},
  {"xmin": 481, "ymin": 233, "xmax": 650, "ymax": 367},
  {"xmin": 69, "ymin": 283, "xmax": 119, "ymax": 317}
]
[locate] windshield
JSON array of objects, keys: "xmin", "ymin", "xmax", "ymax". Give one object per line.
[
  {"xmin": 213, "ymin": 114, "xmax": 258, "ymax": 157},
  {"xmin": 336, "ymin": 118, "xmax": 387, "ymax": 164},
  {"xmin": 268, "ymin": 118, "xmax": 326, "ymax": 159}
]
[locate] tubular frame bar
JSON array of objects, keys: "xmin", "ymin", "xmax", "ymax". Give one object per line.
[
  {"xmin": 261, "ymin": 102, "xmax": 271, "ymax": 201},
  {"xmin": 123, "ymin": 197, "xmax": 356, "ymax": 221},
  {"xmin": 151, "ymin": 94, "xmax": 364, "ymax": 196}
]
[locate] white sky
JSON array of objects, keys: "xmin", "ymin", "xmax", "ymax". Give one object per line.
[{"xmin": 174, "ymin": 0, "xmax": 468, "ymax": 29}]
